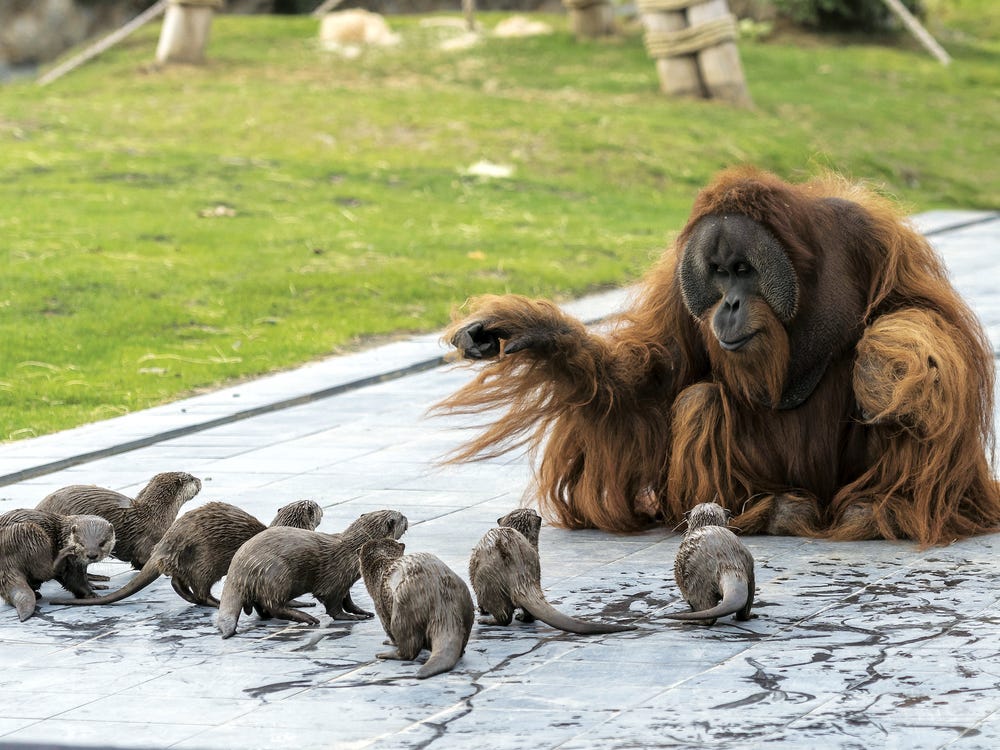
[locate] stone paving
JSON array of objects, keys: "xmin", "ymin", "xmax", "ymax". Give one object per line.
[{"xmin": 0, "ymin": 211, "xmax": 999, "ymax": 750}]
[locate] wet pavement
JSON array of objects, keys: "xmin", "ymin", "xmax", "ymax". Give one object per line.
[{"xmin": 1, "ymin": 210, "xmax": 999, "ymax": 749}]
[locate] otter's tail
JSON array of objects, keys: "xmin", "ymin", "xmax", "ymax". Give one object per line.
[
  {"xmin": 3, "ymin": 578, "xmax": 38, "ymax": 621},
  {"xmin": 417, "ymin": 634, "xmax": 465, "ymax": 679},
  {"xmin": 513, "ymin": 586, "xmax": 636, "ymax": 634},
  {"xmin": 50, "ymin": 559, "xmax": 161, "ymax": 606},
  {"xmin": 216, "ymin": 582, "xmax": 244, "ymax": 639},
  {"xmin": 664, "ymin": 572, "xmax": 749, "ymax": 622}
]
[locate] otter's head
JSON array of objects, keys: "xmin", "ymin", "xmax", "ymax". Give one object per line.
[
  {"xmin": 65, "ymin": 515, "xmax": 115, "ymax": 564},
  {"xmin": 359, "ymin": 537, "xmax": 405, "ymax": 572},
  {"xmin": 270, "ymin": 499, "xmax": 324, "ymax": 531},
  {"xmin": 683, "ymin": 502, "xmax": 731, "ymax": 532},
  {"xmin": 136, "ymin": 472, "xmax": 202, "ymax": 507},
  {"xmin": 349, "ymin": 509, "xmax": 409, "ymax": 542},
  {"xmin": 497, "ymin": 508, "xmax": 542, "ymax": 546}
]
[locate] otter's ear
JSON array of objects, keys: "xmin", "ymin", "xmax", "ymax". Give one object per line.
[
  {"xmin": 531, "ymin": 516, "xmax": 542, "ymax": 531},
  {"xmin": 70, "ymin": 524, "xmax": 79, "ymax": 537},
  {"xmin": 496, "ymin": 516, "xmax": 504, "ymax": 525},
  {"xmin": 397, "ymin": 542, "xmax": 405, "ymax": 552}
]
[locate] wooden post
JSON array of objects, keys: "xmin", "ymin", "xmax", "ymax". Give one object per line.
[
  {"xmin": 562, "ymin": 0, "xmax": 615, "ymax": 39},
  {"xmin": 156, "ymin": 0, "xmax": 223, "ymax": 65},
  {"xmin": 689, "ymin": 0, "xmax": 752, "ymax": 105},
  {"xmin": 640, "ymin": 3, "xmax": 704, "ymax": 98},
  {"xmin": 639, "ymin": 0, "xmax": 752, "ymax": 106},
  {"xmin": 462, "ymin": 0, "xmax": 477, "ymax": 32}
]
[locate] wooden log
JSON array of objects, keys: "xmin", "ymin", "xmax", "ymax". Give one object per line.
[
  {"xmin": 155, "ymin": 0, "xmax": 222, "ymax": 65},
  {"xmin": 563, "ymin": 0, "xmax": 615, "ymax": 39},
  {"xmin": 641, "ymin": 9, "xmax": 705, "ymax": 98},
  {"xmin": 688, "ymin": 0, "xmax": 752, "ymax": 106}
]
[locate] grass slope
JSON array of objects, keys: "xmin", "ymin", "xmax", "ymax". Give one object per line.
[{"xmin": 0, "ymin": 7, "xmax": 997, "ymax": 440}]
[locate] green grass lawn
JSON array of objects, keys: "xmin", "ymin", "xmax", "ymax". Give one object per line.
[{"xmin": 1, "ymin": 5, "xmax": 997, "ymax": 441}]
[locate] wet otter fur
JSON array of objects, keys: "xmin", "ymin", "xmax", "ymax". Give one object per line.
[
  {"xmin": 0, "ymin": 522, "xmax": 79, "ymax": 621},
  {"xmin": 667, "ymin": 502, "xmax": 755, "ymax": 625},
  {"xmin": 37, "ymin": 472, "xmax": 202, "ymax": 569},
  {"xmin": 0, "ymin": 509, "xmax": 115, "ymax": 600},
  {"xmin": 216, "ymin": 509, "xmax": 408, "ymax": 638},
  {"xmin": 470, "ymin": 508, "xmax": 636, "ymax": 634},
  {"xmin": 359, "ymin": 538, "xmax": 474, "ymax": 679},
  {"xmin": 51, "ymin": 499, "xmax": 323, "ymax": 608}
]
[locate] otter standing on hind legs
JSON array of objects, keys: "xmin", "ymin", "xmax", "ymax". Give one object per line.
[
  {"xmin": 51, "ymin": 499, "xmax": 324, "ymax": 608},
  {"xmin": 470, "ymin": 508, "xmax": 636, "ymax": 634},
  {"xmin": 359, "ymin": 537, "xmax": 474, "ymax": 679},
  {"xmin": 0, "ymin": 509, "xmax": 116, "ymax": 600},
  {"xmin": 216, "ymin": 509, "xmax": 408, "ymax": 639},
  {"xmin": 667, "ymin": 502, "xmax": 755, "ymax": 625},
  {"xmin": 37, "ymin": 471, "xmax": 202, "ymax": 569}
]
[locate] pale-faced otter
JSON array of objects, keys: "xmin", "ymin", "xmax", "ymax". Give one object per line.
[
  {"xmin": 0, "ymin": 522, "xmax": 80, "ymax": 620},
  {"xmin": 0, "ymin": 509, "xmax": 115, "ymax": 601}
]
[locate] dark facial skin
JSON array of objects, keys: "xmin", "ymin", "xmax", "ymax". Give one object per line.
[
  {"xmin": 707, "ymin": 256, "xmax": 758, "ymax": 351},
  {"xmin": 679, "ymin": 213, "xmax": 798, "ymax": 357}
]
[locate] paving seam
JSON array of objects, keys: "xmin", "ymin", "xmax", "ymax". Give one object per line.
[
  {"xmin": 0, "ymin": 357, "xmax": 445, "ymax": 487},
  {"xmin": 920, "ymin": 212, "xmax": 1000, "ymax": 236}
]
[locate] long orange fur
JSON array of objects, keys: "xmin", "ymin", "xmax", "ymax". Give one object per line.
[{"xmin": 434, "ymin": 167, "xmax": 1000, "ymax": 546}]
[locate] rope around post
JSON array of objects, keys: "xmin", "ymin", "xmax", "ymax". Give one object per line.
[
  {"xmin": 643, "ymin": 14, "xmax": 737, "ymax": 59},
  {"xmin": 636, "ymin": 0, "xmax": 703, "ymax": 10},
  {"xmin": 562, "ymin": 0, "xmax": 610, "ymax": 10}
]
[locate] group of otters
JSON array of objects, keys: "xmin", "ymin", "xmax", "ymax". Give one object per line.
[{"xmin": 0, "ymin": 470, "xmax": 754, "ymax": 678}]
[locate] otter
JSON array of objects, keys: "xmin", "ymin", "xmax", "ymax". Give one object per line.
[
  {"xmin": 36, "ymin": 471, "xmax": 202, "ymax": 569},
  {"xmin": 216, "ymin": 509, "xmax": 408, "ymax": 638},
  {"xmin": 51, "ymin": 499, "xmax": 324, "ymax": 608},
  {"xmin": 0, "ymin": 522, "xmax": 79, "ymax": 620},
  {"xmin": 0, "ymin": 509, "xmax": 115, "ymax": 600},
  {"xmin": 470, "ymin": 508, "xmax": 636, "ymax": 634},
  {"xmin": 667, "ymin": 502, "xmax": 755, "ymax": 625},
  {"xmin": 360, "ymin": 537, "xmax": 474, "ymax": 679}
]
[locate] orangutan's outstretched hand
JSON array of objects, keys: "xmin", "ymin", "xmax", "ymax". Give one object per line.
[
  {"xmin": 446, "ymin": 295, "xmax": 586, "ymax": 362},
  {"xmin": 450, "ymin": 320, "xmax": 544, "ymax": 359}
]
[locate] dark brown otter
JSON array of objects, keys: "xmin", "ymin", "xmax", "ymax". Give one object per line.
[
  {"xmin": 470, "ymin": 508, "xmax": 636, "ymax": 634},
  {"xmin": 36, "ymin": 471, "xmax": 202, "ymax": 569},
  {"xmin": 667, "ymin": 502, "xmax": 755, "ymax": 624},
  {"xmin": 0, "ymin": 509, "xmax": 115, "ymax": 600},
  {"xmin": 216, "ymin": 509, "xmax": 408, "ymax": 638},
  {"xmin": 0, "ymin": 522, "xmax": 79, "ymax": 620},
  {"xmin": 51, "ymin": 499, "xmax": 324, "ymax": 608},
  {"xmin": 359, "ymin": 537, "xmax": 475, "ymax": 679}
]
